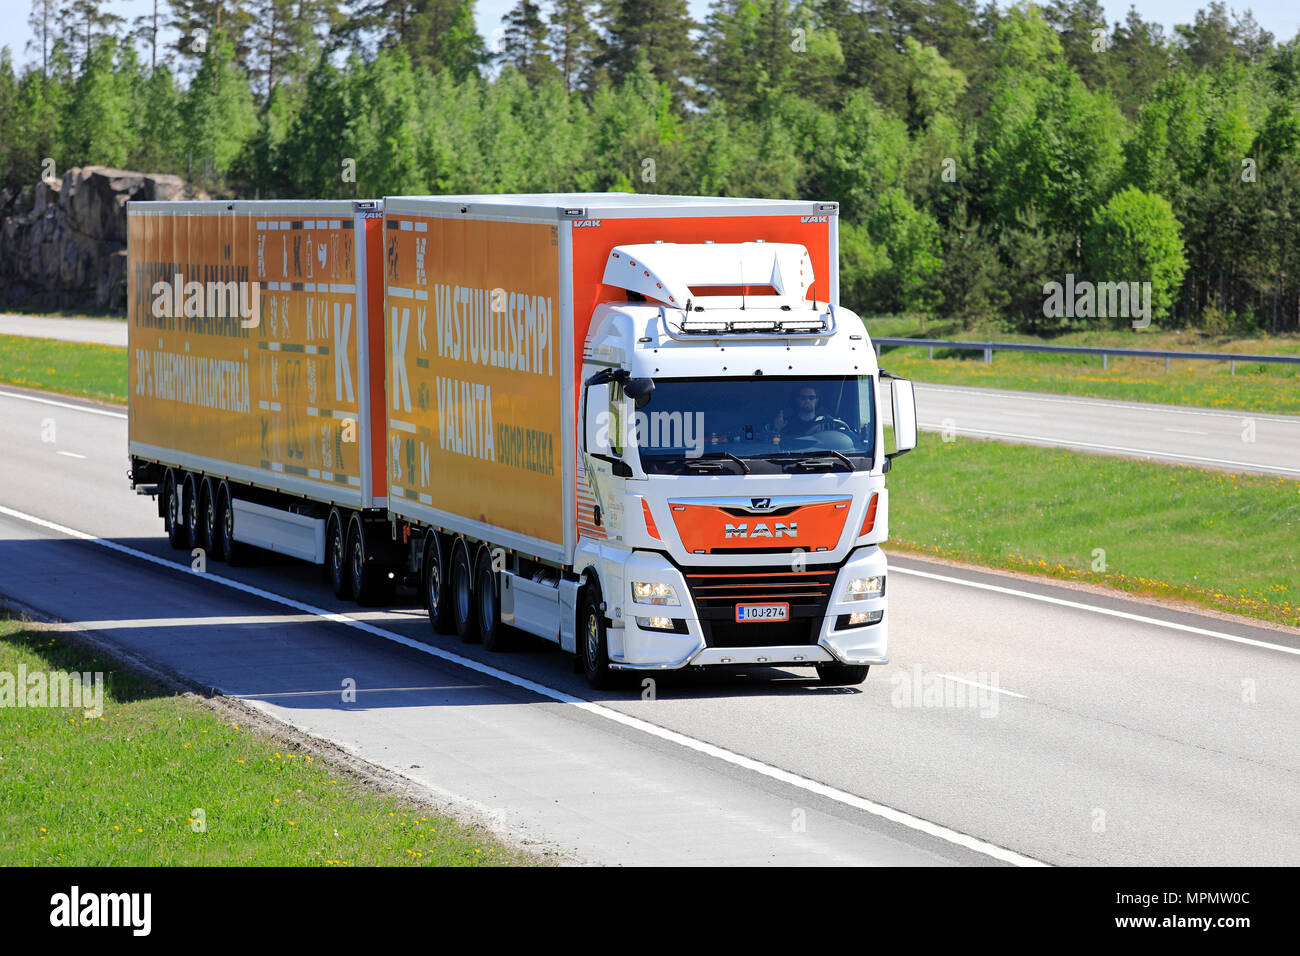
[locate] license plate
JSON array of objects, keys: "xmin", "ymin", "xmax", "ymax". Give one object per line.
[{"xmin": 735, "ymin": 603, "xmax": 789, "ymax": 623}]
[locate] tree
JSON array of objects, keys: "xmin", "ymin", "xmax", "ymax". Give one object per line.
[
  {"xmin": 166, "ymin": 0, "xmax": 255, "ymax": 74},
  {"xmin": 57, "ymin": 0, "xmax": 126, "ymax": 73},
  {"xmin": 179, "ymin": 32, "xmax": 257, "ymax": 188},
  {"xmin": 27, "ymin": 0, "xmax": 60, "ymax": 75},
  {"xmin": 62, "ymin": 36, "xmax": 138, "ymax": 168},
  {"xmin": 1084, "ymin": 186, "xmax": 1188, "ymax": 323},
  {"xmin": 499, "ymin": 0, "xmax": 557, "ymax": 85},
  {"xmin": 549, "ymin": 0, "xmax": 599, "ymax": 92},
  {"xmin": 600, "ymin": 0, "xmax": 698, "ymax": 105}
]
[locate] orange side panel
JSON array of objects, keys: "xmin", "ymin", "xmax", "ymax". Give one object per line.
[{"xmin": 363, "ymin": 213, "xmax": 387, "ymax": 501}]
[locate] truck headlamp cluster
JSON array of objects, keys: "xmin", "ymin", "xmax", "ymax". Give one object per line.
[
  {"xmin": 632, "ymin": 581, "xmax": 680, "ymax": 606},
  {"xmin": 843, "ymin": 575, "xmax": 884, "ymax": 601}
]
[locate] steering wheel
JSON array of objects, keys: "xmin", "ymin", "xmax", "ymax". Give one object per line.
[{"xmin": 809, "ymin": 416, "xmax": 854, "ymax": 434}]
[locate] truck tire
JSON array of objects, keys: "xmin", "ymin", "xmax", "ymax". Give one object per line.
[
  {"xmin": 580, "ymin": 584, "xmax": 616, "ymax": 690},
  {"xmin": 347, "ymin": 516, "xmax": 390, "ymax": 607},
  {"xmin": 327, "ymin": 510, "xmax": 352, "ymax": 600},
  {"xmin": 475, "ymin": 549, "xmax": 511, "ymax": 651},
  {"xmin": 815, "ymin": 662, "xmax": 870, "ymax": 686},
  {"xmin": 183, "ymin": 473, "xmax": 201, "ymax": 555},
  {"xmin": 217, "ymin": 482, "xmax": 247, "ymax": 566},
  {"xmin": 164, "ymin": 470, "xmax": 187, "ymax": 550},
  {"xmin": 423, "ymin": 532, "xmax": 453, "ymax": 634},
  {"xmin": 451, "ymin": 540, "xmax": 478, "ymax": 643},
  {"xmin": 201, "ymin": 477, "xmax": 223, "ymax": 561}
]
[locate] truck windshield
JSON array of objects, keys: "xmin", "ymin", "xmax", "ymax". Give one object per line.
[{"xmin": 633, "ymin": 375, "xmax": 876, "ymax": 475}]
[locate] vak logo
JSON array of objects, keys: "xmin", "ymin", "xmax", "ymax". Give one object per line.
[
  {"xmin": 724, "ymin": 522, "xmax": 797, "ymax": 539},
  {"xmin": 801, "ymin": 215, "xmax": 828, "ymax": 223},
  {"xmin": 573, "ymin": 219, "xmax": 602, "ymax": 228}
]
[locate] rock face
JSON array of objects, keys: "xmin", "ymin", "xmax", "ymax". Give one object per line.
[{"xmin": 0, "ymin": 166, "xmax": 204, "ymax": 312}]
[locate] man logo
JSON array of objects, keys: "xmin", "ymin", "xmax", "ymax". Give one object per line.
[
  {"xmin": 751, "ymin": 497, "xmax": 771, "ymax": 510},
  {"xmin": 724, "ymin": 522, "xmax": 797, "ymax": 539}
]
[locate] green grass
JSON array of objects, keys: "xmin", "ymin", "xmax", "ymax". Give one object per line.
[
  {"xmin": 864, "ymin": 318, "xmax": 1300, "ymax": 415},
  {"xmin": 0, "ymin": 619, "xmax": 537, "ymax": 866},
  {"xmin": 887, "ymin": 435, "xmax": 1300, "ymax": 627},
  {"xmin": 0, "ymin": 334, "xmax": 127, "ymax": 404}
]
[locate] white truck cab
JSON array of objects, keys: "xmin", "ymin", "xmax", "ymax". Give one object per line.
[{"xmin": 576, "ymin": 240, "xmax": 918, "ymax": 686}]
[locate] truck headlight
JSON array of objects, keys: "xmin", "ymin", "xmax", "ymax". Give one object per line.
[
  {"xmin": 632, "ymin": 581, "xmax": 680, "ymax": 606},
  {"xmin": 843, "ymin": 575, "xmax": 884, "ymax": 601}
]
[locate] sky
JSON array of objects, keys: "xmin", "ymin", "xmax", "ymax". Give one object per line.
[{"xmin": 4, "ymin": 0, "xmax": 1299, "ymax": 70}]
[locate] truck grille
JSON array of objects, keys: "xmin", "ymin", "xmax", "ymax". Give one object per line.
[{"xmin": 683, "ymin": 566, "xmax": 836, "ymax": 648}]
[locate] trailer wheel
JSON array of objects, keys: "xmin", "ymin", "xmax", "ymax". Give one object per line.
[
  {"xmin": 201, "ymin": 477, "xmax": 223, "ymax": 561},
  {"xmin": 164, "ymin": 470, "xmax": 187, "ymax": 550},
  {"xmin": 183, "ymin": 473, "xmax": 201, "ymax": 554},
  {"xmin": 217, "ymin": 482, "xmax": 247, "ymax": 566},
  {"xmin": 347, "ymin": 517, "xmax": 390, "ymax": 606},
  {"xmin": 815, "ymin": 662, "xmax": 870, "ymax": 686},
  {"xmin": 327, "ymin": 510, "xmax": 352, "ymax": 600},
  {"xmin": 475, "ymin": 549, "xmax": 510, "ymax": 651},
  {"xmin": 451, "ymin": 539, "xmax": 478, "ymax": 643},
  {"xmin": 423, "ymin": 532, "xmax": 453, "ymax": 635},
  {"xmin": 580, "ymin": 584, "xmax": 616, "ymax": 690}
]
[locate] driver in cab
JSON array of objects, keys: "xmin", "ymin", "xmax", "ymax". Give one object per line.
[{"xmin": 773, "ymin": 387, "xmax": 823, "ymax": 438}]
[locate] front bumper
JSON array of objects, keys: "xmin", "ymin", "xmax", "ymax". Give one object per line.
[{"xmin": 608, "ymin": 547, "xmax": 889, "ymax": 670}]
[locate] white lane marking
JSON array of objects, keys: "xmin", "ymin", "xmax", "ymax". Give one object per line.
[
  {"xmin": 0, "ymin": 389, "xmax": 127, "ymax": 420},
  {"xmin": 56, "ymin": 451, "xmax": 86, "ymax": 459},
  {"xmin": 938, "ymin": 674, "xmax": 1027, "ymax": 699},
  {"xmin": 913, "ymin": 421, "xmax": 1300, "ymax": 475},
  {"xmin": 0, "ymin": 502, "xmax": 1043, "ymax": 868},
  {"xmin": 912, "ymin": 383, "xmax": 1300, "ymax": 424},
  {"xmin": 893, "ymin": 566, "xmax": 1300, "ymax": 657},
  {"xmin": 1163, "ymin": 427, "xmax": 1209, "ymax": 435}
]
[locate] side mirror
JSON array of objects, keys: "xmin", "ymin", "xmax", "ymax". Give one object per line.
[
  {"xmin": 625, "ymin": 376, "xmax": 655, "ymax": 410},
  {"xmin": 584, "ymin": 383, "xmax": 611, "ymax": 454},
  {"xmin": 889, "ymin": 378, "xmax": 917, "ymax": 457}
]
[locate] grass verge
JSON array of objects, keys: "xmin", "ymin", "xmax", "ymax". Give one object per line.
[
  {"xmin": 887, "ymin": 435, "xmax": 1300, "ymax": 627},
  {"xmin": 864, "ymin": 320, "xmax": 1300, "ymax": 415},
  {"xmin": 0, "ymin": 335, "xmax": 126, "ymax": 404},
  {"xmin": 0, "ymin": 618, "xmax": 537, "ymax": 865}
]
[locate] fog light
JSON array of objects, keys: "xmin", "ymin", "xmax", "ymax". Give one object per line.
[
  {"xmin": 635, "ymin": 616, "xmax": 676, "ymax": 630},
  {"xmin": 844, "ymin": 610, "xmax": 883, "ymax": 627}
]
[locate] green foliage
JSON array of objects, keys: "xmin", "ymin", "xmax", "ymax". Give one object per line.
[{"xmin": 1084, "ymin": 187, "xmax": 1188, "ymax": 321}]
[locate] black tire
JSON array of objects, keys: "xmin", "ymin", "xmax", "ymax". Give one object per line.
[
  {"xmin": 451, "ymin": 540, "xmax": 477, "ymax": 643},
  {"xmin": 183, "ymin": 473, "xmax": 201, "ymax": 555},
  {"xmin": 164, "ymin": 470, "xmax": 187, "ymax": 550},
  {"xmin": 423, "ymin": 532, "xmax": 454, "ymax": 634},
  {"xmin": 815, "ymin": 662, "xmax": 870, "ymax": 686},
  {"xmin": 327, "ymin": 511, "xmax": 352, "ymax": 599},
  {"xmin": 580, "ymin": 584, "xmax": 616, "ymax": 689},
  {"xmin": 475, "ymin": 549, "xmax": 510, "ymax": 651},
  {"xmin": 217, "ymin": 482, "xmax": 247, "ymax": 566},
  {"xmin": 201, "ymin": 478, "xmax": 223, "ymax": 561},
  {"xmin": 347, "ymin": 517, "xmax": 390, "ymax": 606}
]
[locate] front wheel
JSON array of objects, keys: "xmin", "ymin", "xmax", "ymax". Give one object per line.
[
  {"xmin": 580, "ymin": 586, "xmax": 616, "ymax": 689},
  {"xmin": 815, "ymin": 662, "xmax": 870, "ymax": 686}
]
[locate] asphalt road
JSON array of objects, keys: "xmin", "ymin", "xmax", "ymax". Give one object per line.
[
  {"xmin": 896, "ymin": 382, "xmax": 1300, "ymax": 477},
  {"xmin": 0, "ymin": 314, "xmax": 127, "ymax": 347},
  {"xmin": 2, "ymin": 384, "xmax": 1298, "ymax": 866}
]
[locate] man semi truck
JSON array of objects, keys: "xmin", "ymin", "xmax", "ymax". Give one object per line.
[{"xmin": 127, "ymin": 193, "xmax": 918, "ymax": 688}]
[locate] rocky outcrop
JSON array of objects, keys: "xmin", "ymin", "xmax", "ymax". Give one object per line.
[{"xmin": 0, "ymin": 166, "xmax": 205, "ymax": 312}]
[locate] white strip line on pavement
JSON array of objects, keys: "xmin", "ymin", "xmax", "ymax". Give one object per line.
[
  {"xmin": 0, "ymin": 389, "xmax": 127, "ymax": 420},
  {"xmin": 893, "ymin": 565, "xmax": 1300, "ymax": 657},
  {"xmin": 938, "ymin": 674, "xmax": 1027, "ymax": 699},
  {"xmin": 0, "ymin": 501, "xmax": 1045, "ymax": 868},
  {"xmin": 913, "ymin": 421, "xmax": 1300, "ymax": 475}
]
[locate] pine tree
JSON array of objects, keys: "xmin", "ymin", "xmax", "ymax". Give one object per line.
[
  {"xmin": 600, "ymin": 0, "xmax": 698, "ymax": 105},
  {"xmin": 499, "ymin": 0, "xmax": 556, "ymax": 85},
  {"xmin": 548, "ymin": 0, "xmax": 598, "ymax": 92},
  {"xmin": 57, "ymin": 0, "xmax": 126, "ymax": 73},
  {"xmin": 27, "ymin": 0, "xmax": 61, "ymax": 75}
]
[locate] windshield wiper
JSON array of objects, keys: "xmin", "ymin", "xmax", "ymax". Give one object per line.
[
  {"xmin": 757, "ymin": 451, "xmax": 855, "ymax": 472},
  {"xmin": 682, "ymin": 452, "xmax": 751, "ymax": 474}
]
